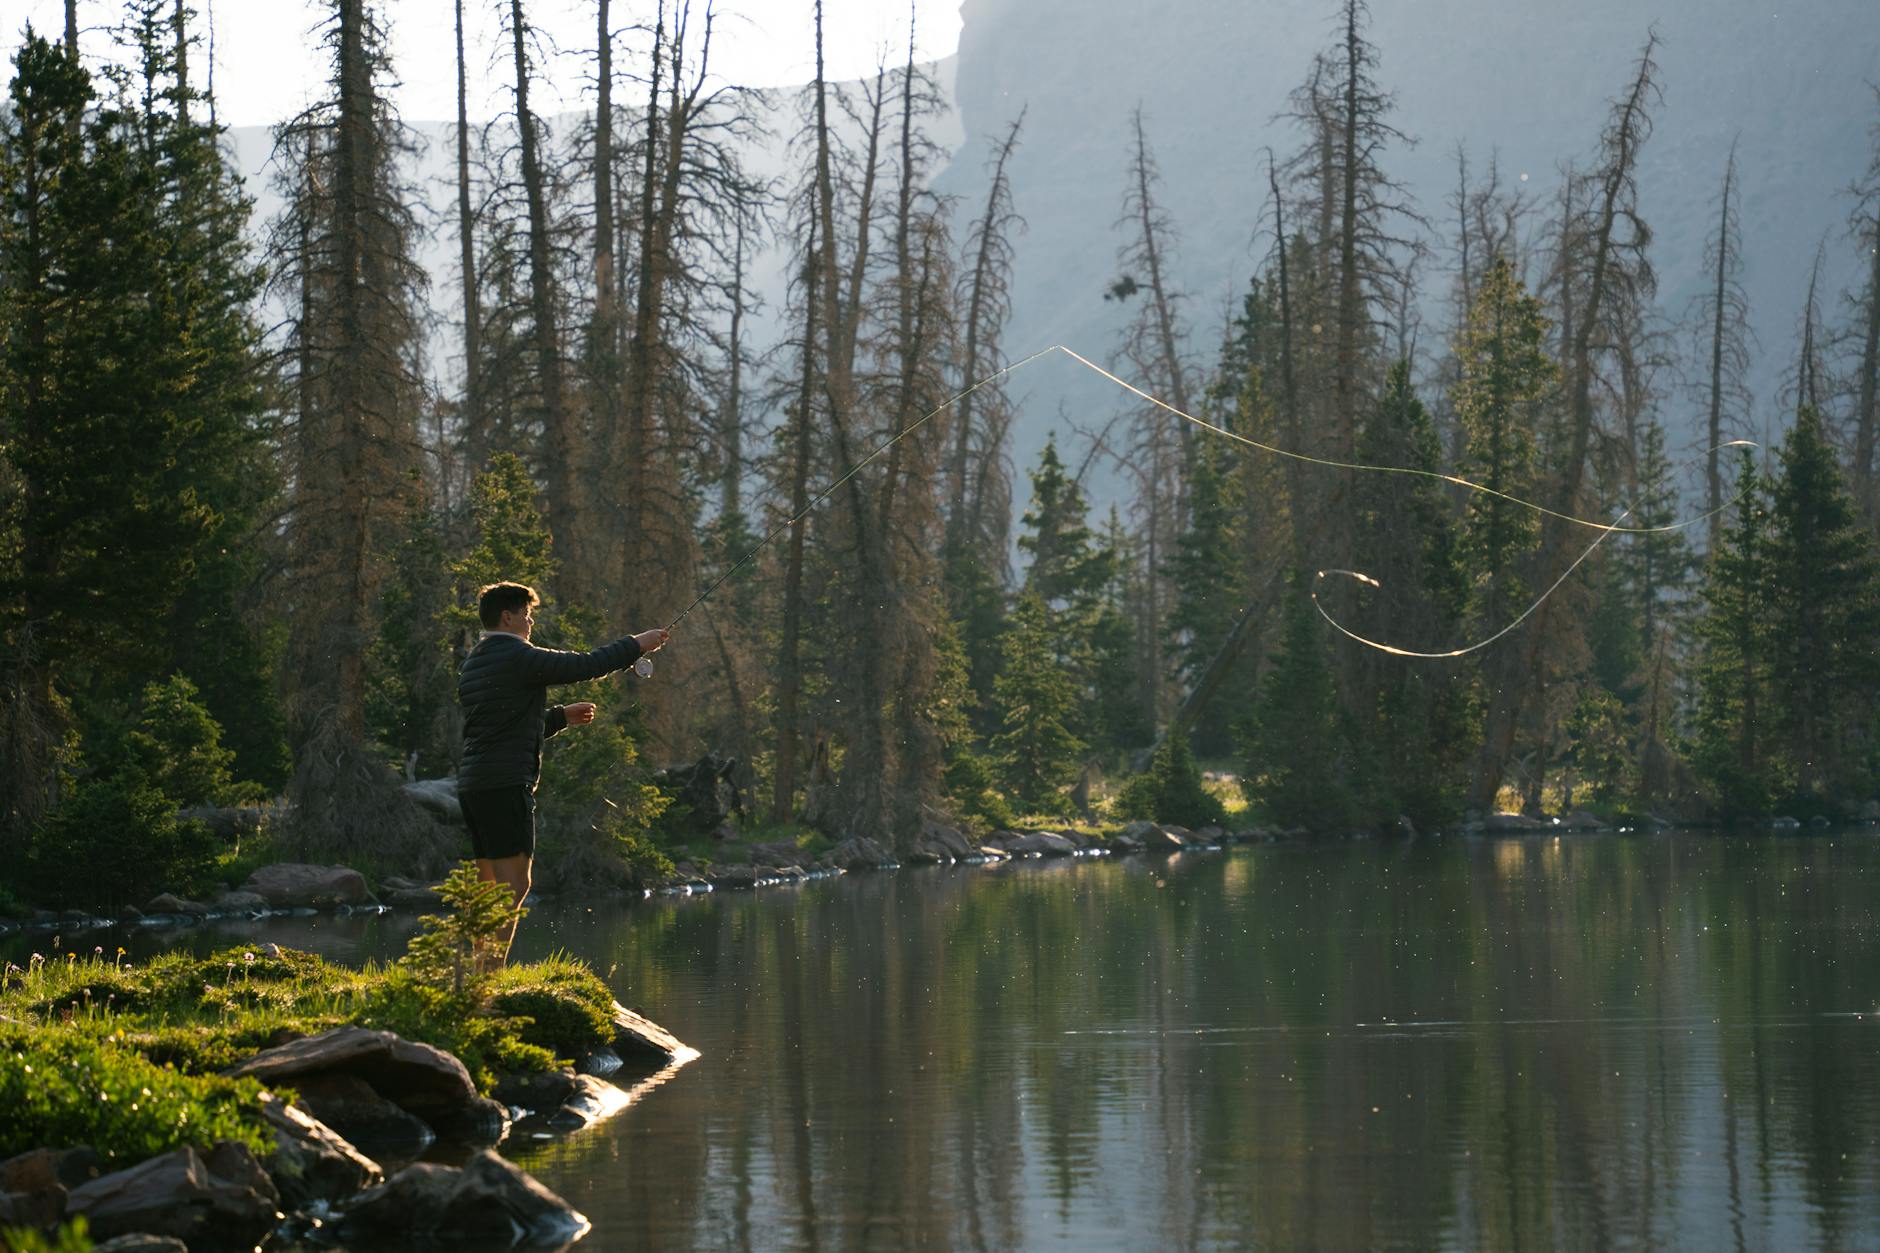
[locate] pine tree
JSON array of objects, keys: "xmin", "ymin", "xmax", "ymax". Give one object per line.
[
  {"xmin": 1454, "ymin": 258, "xmax": 1555, "ymax": 633},
  {"xmin": 1764, "ymin": 406, "xmax": 1880, "ymax": 801},
  {"xmin": 990, "ymin": 593, "xmax": 1085, "ymax": 814},
  {"xmin": 1020, "ymin": 435, "xmax": 1113, "ymax": 613},
  {"xmin": 1, "ymin": 20, "xmax": 276, "ymax": 841},
  {"xmin": 1689, "ymin": 450, "xmax": 1775, "ymax": 814},
  {"xmin": 1349, "ymin": 362, "xmax": 1472, "ymax": 825},
  {"xmin": 1165, "ymin": 438, "xmax": 1246, "ymax": 755},
  {"xmin": 1242, "ymin": 585, "xmax": 1351, "ymax": 831}
]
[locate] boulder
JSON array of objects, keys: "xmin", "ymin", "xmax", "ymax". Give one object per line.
[
  {"xmin": 142, "ymin": 893, "xmax": 210, "ymax": 915},
  {"xmin": 1, "ymin": 1146, "xmax": 104, "ymax": 1226},
  {"xmin": 1483, "ymin": 812, "xmax": 1548, "ymax": 833},
  {"xmin": 920, "ymin": 821, "xmax": 975, "ymax": 860},
  {"xmin": 0, "ymin": 1146, "xmax": 105, "ymax": 1194},
  {"xmin": 239, "ymin": 863, "xmax": 374, "ymax": 909},
  {"xmin": 285, "ymin": 1073, "xmax": 436, "ymax": 1159},
  {"xmin": 177, "ymin": 805, "xmax": 266, "ymax": 841},
  {"xmin": 227, "ymin": 1025, "xmax": 482, "ymax": 1145},
  {"xmin": 1392, "ymin": 815, "xmax": 1418, "ymax": 840},
  {"xmin": 339, "ymin": 1151, "xmax": 588, "ymax": 1246},
  {"xmin": 747, "ymin": 841, "xmax": 804, "ymax": 868},
  {"xmin": 611, "ymin": 1000, "xmax": 690, "ymax": 1064},
  {"xmin": 403, "ymin": 777, "xmax": 462, "ymax": 823},
  {"xmin": 823, "ymin": 836, "xmax": 892, "ymax": 871},
  {"xmin": 0, "ymin": 1184, "xmax": 63, "ymax": 1230},
  {"xmin": 1770, "ymin": 816, "xmax": 1802, "ymax": 830},
  {"xmin": 1135, "ymin": 825, "xmax": 1187, "ymax": 853},
  {"xmin": 904, "ymin": 841, "xmax": 949, "ymax": 865},
  {"xmin": 1560, "ymin": 810, "xmax": 1605, "ymax": 832},
  {"xmin": 1002, "ymin": 832, "xmax": 1079, "ymax": 857},
  {"xmin": 491, "ymin": 1070, "xmax": 579, "ymax": 1114},
  {"xmin": 543, "ymin": 1075, "xmax": 631, "ymax": 1132},
  {"xmin": 211, "ymin": 890, "xmax": 269, "ymax": 913},
  {"xmin": 383, "ymin": 884, "xmax": 443, "ymax": 909},
  {"xmin": 1191, "ymin": 826, "xmax": 1225, "ymax": 845},
  {"xmin": 259, "ymin": 1094, "xmax": 383, "ymax": 1207},
  {"xmin": 65, "ymin": 1143, "xmax": 279, "ymax": 1249},
  {"xmin": 974, "ymin": 844, "xmax": 1010, "ymax": 860},
  {"xmin": 576, "ymin": 1047, "xmax": 623, "ymax": 1079},
  {"xmin": 92, "ymin": 1236, "xmax": 191, "ymax": 1253},
  {"xmin": 709, "ymin": 864, "xmax": 766, "ymax": 889},
  {"xmin": 1861, "ymin": 800, "xmax": 1880, "ymax": 823}
]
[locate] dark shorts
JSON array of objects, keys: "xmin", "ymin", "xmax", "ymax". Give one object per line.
[{"xmin": 461, "ymin": 786, "xmax": 536, "ymax": 860}]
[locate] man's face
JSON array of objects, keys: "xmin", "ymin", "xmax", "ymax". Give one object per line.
[{"xmin": 499, "ymin": 603, "xmax": 535, "ymax": 640}]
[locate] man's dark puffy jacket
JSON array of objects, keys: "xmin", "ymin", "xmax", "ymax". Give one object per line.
[{"xmin": 457, "ymin": 632, "xmax": 644, "ymax": 792}]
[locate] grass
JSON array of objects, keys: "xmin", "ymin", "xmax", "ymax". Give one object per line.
[{"xmin": 0, "ymin": 933, "xmax": 625, "ymax": 1160}]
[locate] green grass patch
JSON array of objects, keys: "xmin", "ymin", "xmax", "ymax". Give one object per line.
[
  {"xmin": 488, "ymin": 952, "xmax": 617, "ymax": 1059},
  {"xmin": 0, "ymin": 1028, "xmax": 273, "ymax": 1164}
]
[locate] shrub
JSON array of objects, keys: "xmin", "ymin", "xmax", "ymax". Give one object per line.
[
  {"xmin": 126, "ymin": 674, "xmax": 242, "ymax": 807},
  {"xmin": 0, "ymin": 1029, "xmax": 272, "ymax": 1163},
  {"xmin": 1111, "ymin": 728, "xmax": 1226, "ymax": 829},
  {"xmin": 402, "ymin": 863, "xmax": 520, "ymax": 999},
  {"xmin": 489, "ymin": 955, "xmax": 617, "ymax": 1059},
  {"xmin": 24, "ymin": 768, "xmax": 218, "ymax": 908}
]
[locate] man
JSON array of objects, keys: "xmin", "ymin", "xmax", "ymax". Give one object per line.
[{"xmin": 457, "ymin": 581, "xmax": 669, "ymax": 964}]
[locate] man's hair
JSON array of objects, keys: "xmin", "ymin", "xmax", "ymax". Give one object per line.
[{"xmin": 478, "ymin": 582, "xmax": 539, "ymax": 629}]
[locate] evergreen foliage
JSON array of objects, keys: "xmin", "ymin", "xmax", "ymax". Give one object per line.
[
  {"xmin": 1242, "ymin": 587, "xmax": 1354, "ymax": 831},
  {"xmin": 990, "ymin": 593, "xmax": 1085, "ymax": 814},
  {"xmin": 1111, "ymin": 726, "xmax": 1226, "ymax": 828},
  {"xmin": 1763, "ymin": 407, "xmax": 1880, "ymax": 802},
  {"xmin": 1690, "ymin": 451, "xmax": 1778, "ymax": 815}
]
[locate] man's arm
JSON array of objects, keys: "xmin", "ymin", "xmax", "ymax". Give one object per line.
[
  {"xmin": 516, "ymin": 628, "xmax": 670, "ymax": 686},
  {"xmin": 517, "ymin": 634, "xmax": 642, "ymax": 685},
  {"xmin": 544, "ymin": 705, "xmax": 569, "ymax": 739}
]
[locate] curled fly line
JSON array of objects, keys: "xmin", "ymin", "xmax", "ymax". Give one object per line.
[
  {"xmin": 665, "ymin": 345, "xmax": 1063, "ymax": 630},
  {"xmin": 1310, "ymin": 511, "xmax": 1628, "ymax": 659},
  {"xmin": 667, "ymin": 343, "xmax": 1755, "ymax": 658}
]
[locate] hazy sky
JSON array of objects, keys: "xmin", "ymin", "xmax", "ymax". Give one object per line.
[{"xmin": 10, "ymin": 0, "xmax": 965, "ymax": 127}]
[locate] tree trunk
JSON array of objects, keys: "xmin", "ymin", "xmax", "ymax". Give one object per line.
[
  {"xmin": 454, "ymin": 0, "xmax": 482, "ymax": 475},
  {"xmin": 770, "ymin": 225, "xmax": 819, "ymax": 822},
  {"xmin": 509, "ymin": 0, "xmax": 577, "ymax": 596},
  {"xmin": 1470, "ymin": 39, "xmax": 1658, "ymax": 810}
]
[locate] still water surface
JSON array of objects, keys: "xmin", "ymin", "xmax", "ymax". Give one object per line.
[{"xmin": 95, "ymin": 834, "xmax": 1880, "ymax": 1249}]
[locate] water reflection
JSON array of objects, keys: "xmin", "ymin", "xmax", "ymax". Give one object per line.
[{"xmin": 22, "ymin": 834, "xmax": 1880, "ymax": 1250}]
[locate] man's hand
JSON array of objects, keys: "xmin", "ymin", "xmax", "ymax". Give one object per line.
[
  {"xmin": 564, "ymin": 702, "xmax": 597, "ymax": 726},
  {"xmin": 634, "ymin": 628, "xmax": 671, "ymax": 654}
]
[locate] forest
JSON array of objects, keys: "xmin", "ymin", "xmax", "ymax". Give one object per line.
[{"xmin": 3, "ymin": 0, "xmax": 1880, "ymax": 910}]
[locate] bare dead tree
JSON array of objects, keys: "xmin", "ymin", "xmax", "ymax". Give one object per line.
[
  {"xmin": 453, "ymin": 0, "xmax": 483, "ymax": 477},
  {"xmin": 943, "ymin": 109, "xmax": 1025, "ymax": 568},
  {"xmin": 1470, "ymin": 32, "xmax": 1661, "ymax": 810},
  {"xmin": 1846, "ymin": 88, "xmax": 1880, "ymax": 515},
  {"xmin": 1693, "ymin": 138, "xmax": 1753, "ymax": 550}
]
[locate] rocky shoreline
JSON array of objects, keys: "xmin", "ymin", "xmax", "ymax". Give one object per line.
[
  {"xmin": 4, "ymin": 807, "xmax": 1866, "ymax": 943},
  {"xmin": 0, "ymin": 1001, "xmax": 692, "ymax": 1250}
]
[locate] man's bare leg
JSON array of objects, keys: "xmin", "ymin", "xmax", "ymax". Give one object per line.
[{"xmin": 473, "ymin": 854, "xmax": 532, "ymax": 968}]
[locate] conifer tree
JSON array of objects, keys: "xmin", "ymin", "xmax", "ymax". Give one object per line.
[
  {"xmin": 1020, "ymin": 435, "xmax": 1113, "ymax": 614},
  {"xmin": 1689, "ymin": 450, "xmax": 1776, "ymax": 814},
  {"xmin": 1349, "ymin": 362, "xmax": 1472, "ymax": 824},
  {"xmin": 990, "ymin": 593, "xmax": 1084, "ymax": 814},
  {"xmin": 1, "ymin": 19, "xmax": 275, "ymax": 840},
  {"xmin": 1764, "ymin": 406, "xmax": 1880, "ymax": 800},
  {"xmin": 1243, "ymin": 586, "xmax": 1351, "ymax": 832},
  {"xmin": 1166, "ymin": 438, "xmax": 1246, "ymax": 755},
  {"xmin": 1454, "ymin": 258, "xmax": 1555, "ymax": 633}
]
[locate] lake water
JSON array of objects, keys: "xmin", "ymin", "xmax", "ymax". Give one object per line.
[{"xmin": 30, "ymin": 832, "xmax": 1880, "ymax": 1250}]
